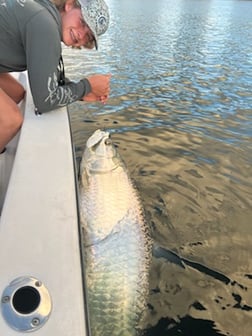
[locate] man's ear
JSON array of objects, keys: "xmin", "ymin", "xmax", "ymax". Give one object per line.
[{"xmin": 64, "ymin": 0, "xmax": 75, "ymax": 12}]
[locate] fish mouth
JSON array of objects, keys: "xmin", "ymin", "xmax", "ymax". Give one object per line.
[
  {"xmin": 86, "ymin": 129, "xmax": 110, "ymax": 149},
  {"xmin": 81, "ymin": 129, "xmax": 120, "ymax": 174}
]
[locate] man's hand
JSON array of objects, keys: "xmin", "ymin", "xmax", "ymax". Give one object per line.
[
  {"xmin": 83, "ymin": 92, "xmax": 108, "ymax": 104},
  {"xmin": 82, "ymin": 74, "xmax": 111, "ymax": 104}
]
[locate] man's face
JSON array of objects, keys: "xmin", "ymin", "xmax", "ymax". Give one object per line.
[{"xmin": 61, "ymin": 7, "xmax": 96, "ymax": 49}]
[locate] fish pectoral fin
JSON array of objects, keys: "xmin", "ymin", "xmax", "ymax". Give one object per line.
[
  {"xmin": 180, "ymin": 257, "xmax": 231, "ymax": 285},
  {"xmin": 153, "ymin": 245, "xmax": 234, "ymax": 287},
  {"xmin": 152, "ymin": 245, "xmax": 186, "ymax": 269}
]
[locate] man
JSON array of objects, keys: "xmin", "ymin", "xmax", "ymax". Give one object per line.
[
  {"xmin": 0, "ymin": 0, "xmax": 111, "ymax": 152},
  {"xmin": 0, "ymin": 0, "xmax": 111, "ymax": 212}
]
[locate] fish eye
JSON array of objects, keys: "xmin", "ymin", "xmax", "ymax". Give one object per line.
[{"xmin": 105, "ymin": 138, "xmax": 112, "ymax": 146}]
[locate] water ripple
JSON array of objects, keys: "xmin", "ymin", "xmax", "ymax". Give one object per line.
[{"xmin": 64, "ymin": 0, "xmax": 252, "ymax": 334}]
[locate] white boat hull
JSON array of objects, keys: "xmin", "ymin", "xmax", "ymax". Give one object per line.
[{"xmin": 0, "ymin": 72, "xmax": 88, "ymax": 335}]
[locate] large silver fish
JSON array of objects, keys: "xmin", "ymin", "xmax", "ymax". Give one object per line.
[{"xmin": 79, "ymin": 129, "xmax": 152, "ymax": 336}]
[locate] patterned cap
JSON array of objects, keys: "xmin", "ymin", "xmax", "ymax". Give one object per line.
[{"xmin": 79, "ymin": 0, "xmax": 110, "ymax": 49}]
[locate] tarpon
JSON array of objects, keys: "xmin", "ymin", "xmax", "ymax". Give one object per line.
[
  {"xmin": 79, "ymin": 129, "xmax": 152, "ymax": 336},
  {"xmin": 78, "ymin": 130, "xmax": 239, "ymax": 336}
]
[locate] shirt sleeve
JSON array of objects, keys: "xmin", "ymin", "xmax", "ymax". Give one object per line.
[{"xmin": 24, "ymin": 11, "xmax": 91, "ymax": 113}]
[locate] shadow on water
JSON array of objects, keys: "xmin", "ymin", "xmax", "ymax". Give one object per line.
[
  {"xmin": 143, "ymin": 243, "xmax": 252, "ymax": 336},
  {"xmin": 144, "ymin": 316, "xmax": 228, "ymax": 336}
]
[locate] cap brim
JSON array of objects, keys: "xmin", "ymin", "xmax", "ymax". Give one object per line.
[{"xmin": 81, "ymin": 9, "xmax": 98, "ymax": 49}]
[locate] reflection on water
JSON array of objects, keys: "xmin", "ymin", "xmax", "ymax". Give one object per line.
[{"xmin": 63, "ymin": 0, "xmax": 252, "ymax": 335}]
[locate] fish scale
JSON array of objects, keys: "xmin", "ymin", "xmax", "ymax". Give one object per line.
[{"xmin": 79, "ymin": 130, "xmax": 152, "ymax": 336}]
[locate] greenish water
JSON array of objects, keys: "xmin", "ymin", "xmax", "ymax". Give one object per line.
[{"xmin": 63, "ymin": 0, "xmax": 252, "ymax": 335}]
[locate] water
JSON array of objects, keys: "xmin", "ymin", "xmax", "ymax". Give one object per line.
[{"xmin": 63, "ymin": 0, "xmax": 252, "ymax": 335}]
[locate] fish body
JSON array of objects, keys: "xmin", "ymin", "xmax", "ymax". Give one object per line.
[{"xmin": 79, "ymin": 130, "xmax": 152, "ymax": 336}]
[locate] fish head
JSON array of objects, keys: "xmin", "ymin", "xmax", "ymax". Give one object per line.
[{"xmin": 81, "ymin": 129, "xmax": 121, "ymax": 174}]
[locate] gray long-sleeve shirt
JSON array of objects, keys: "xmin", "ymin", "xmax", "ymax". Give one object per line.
[{"xmin": 0, "ymin": 0, "xmax": 91, "ymax": 113}]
